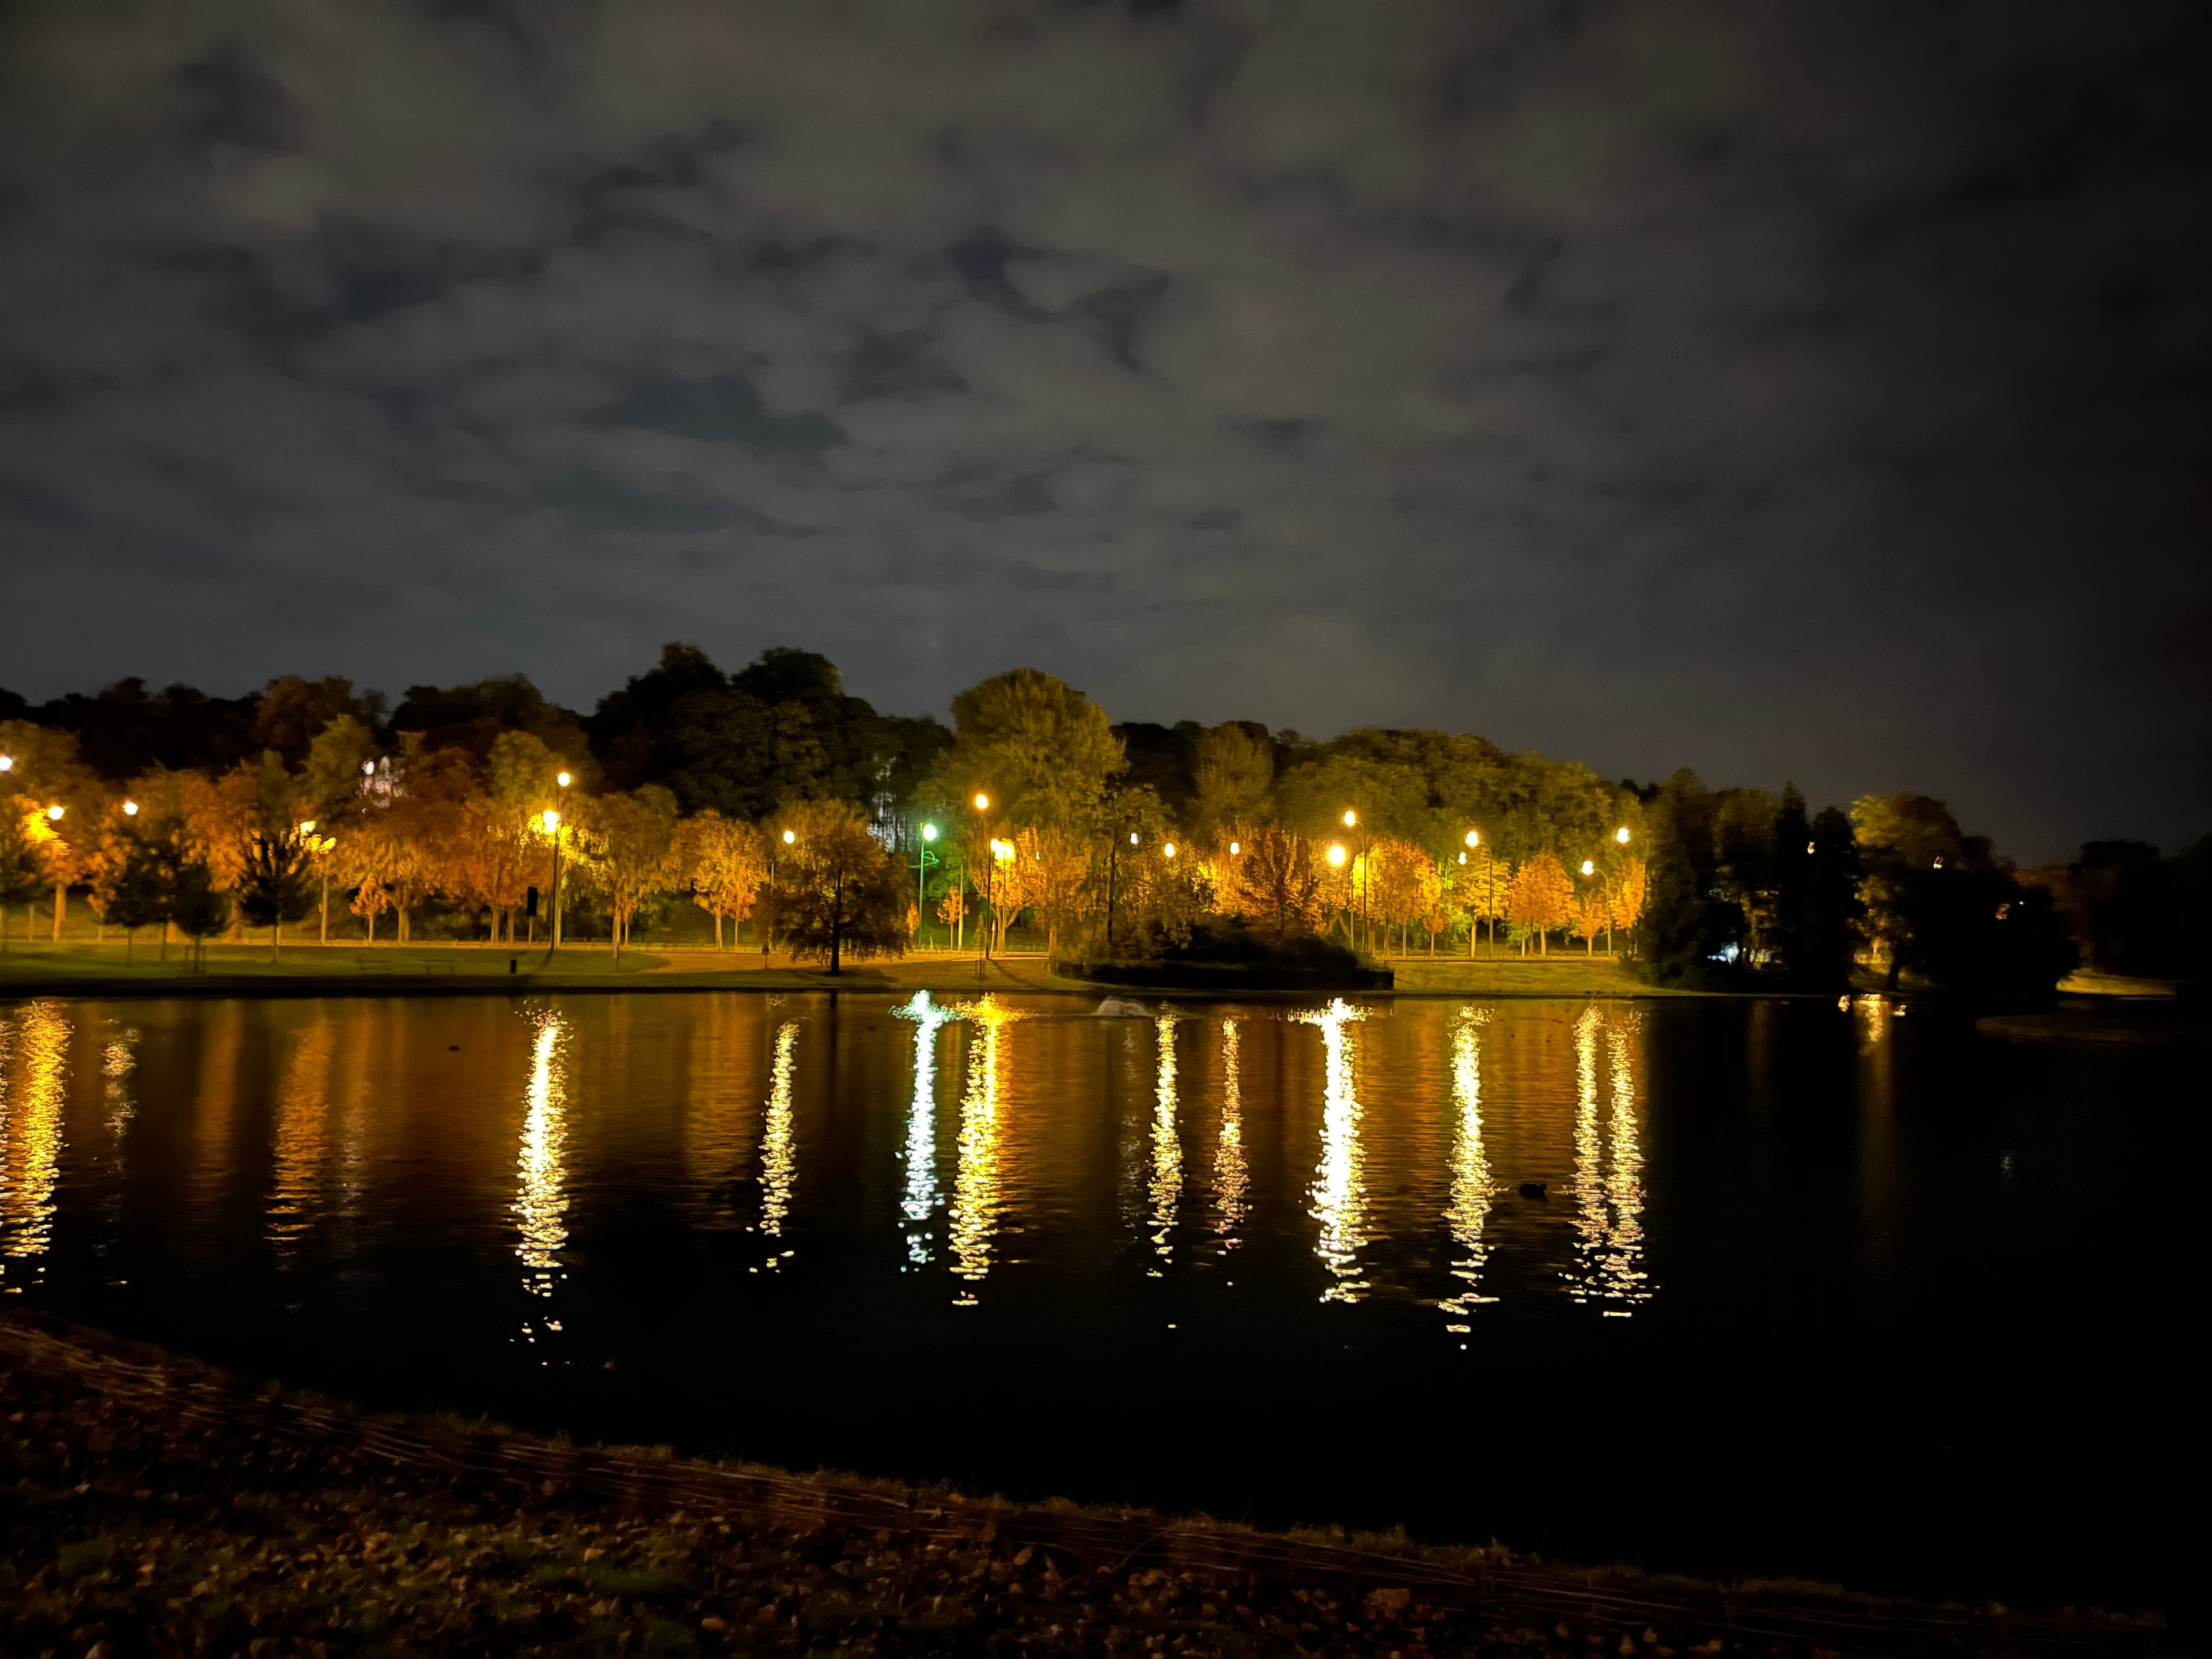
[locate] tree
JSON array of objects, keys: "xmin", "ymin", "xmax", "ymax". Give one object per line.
[
  {"xmin": 1222, "ymin": 825, "xmax": 1326, "ymax": 938},
  {"xmin": 1505, "ymin": 853, "xmax": 1576, "ymax": 955},
  {"xmin": 166, "ymin": 855, "xmax": 230, "ymax": 969},
  {"xmin": 236, "ymin": 819, "xmax": 316, "ymax": 960},
  {"xmin": 1190, "ymin": 722, "xmax": 1273, "ymax": 843},
  {"xmin": 678, "ymin": 812, "xmax": 767, "ymax": 948},
  {"xmin": 0, "ymin": 806, "xmax": 47, "ymax": 951},
  {"xmin": 771, "ymin": 799, "xmax": 908, "ymax": 972},
  {"xmin": 577, "ymin": 788, "xmax": 680, "ymax": 959},
  {"xmin": 1607, "ymin": 857, "xmax": 1649, "ymax": 952},
  {"xmin": 89, "ymin": 820, "xmax": 168, "ymax": 961},
  {"xmin": 1574, "ymin": 889, "xmax": 1608, "ymax": 954},
  {"xmin": 933, "ymin": 669, "xmax": 1125, "ymax": 833}
]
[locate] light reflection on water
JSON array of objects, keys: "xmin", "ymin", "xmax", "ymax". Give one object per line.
[
  {"xmin": 1213, "ymin": 1019, "xmax": 1248, "ymax": 1250},
  {"xmin": 1298, "ymin": 998, "xmax": 1370, "ymax": 1304},
  {"xmin": 515, "ymin": 1007, "xmax": 571, "ymax": 1304},
  {"xmin": 1149, "ymin": 1015, "xmax": 1181, "ymax": 1269},
  {"xmin": 758, "ymin": 1021, "xmax": 798, "ymax": 1265},
  {"xmin": 1441, "ymin": 1007, "xmax": 1495, "ymax": 1331},
  {"xmin": 1, "ymin": 988, "xmax": 2181, "ymax": 1614},
  {"xmin": 1, "ymin": 1000, "xmax": 70, "ymax": 1284}
]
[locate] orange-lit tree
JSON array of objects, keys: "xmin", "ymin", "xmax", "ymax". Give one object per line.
[
  {"xmin": 1505, "ymin": 852, "xmax": 1577, "ymax": 955},
  {"xmin": 679, "ymin": 811, "xmax": 767, "ymax": 949}
]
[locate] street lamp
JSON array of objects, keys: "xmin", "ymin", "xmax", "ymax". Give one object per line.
[
  {"xmin": 1581, "ymin": 859, "xmax": 1596, "ymax": 877},
  {"xmin": 0, "ymin": 755, "xmax": 12, "ymax": 772},
  {"xmin": 969, "ymin": 793, "xmax": 996, "ymax": 963},
  {"xmin": 782, "ymin": 828, "xmax": 796, "ymax": 846},
  {"xmin": 541, "ymin": 809, "xmax": 566, "ymax": 954},
  {"xmin": 46, "ymin": 805, "xmax": 64, "ymax": 821},
  {"xmin": 1464, "ymin": 830, "xmax": 1498, "ymax": 956},
  {"xmin": 913, "ymin": 822, "xmax": 940, "ymax": 949},
  {"xmin": 1340, "ymin": 809, "xmax": 1370, "ymax": 950},
  {"xmin": 1615, "ymin": 826, "xmax": 1631, "ymax": 844},
  {"xmin": 1327, "ymin": 843, "xmax": 1347, "ymax": 868},
  {"xmin": 122, "ymin": 800, "xmax": 138, "ymax": 817},
  {"xmin": 1228, "ymin": 840, "xmax": 1240, "ymax": 856}
]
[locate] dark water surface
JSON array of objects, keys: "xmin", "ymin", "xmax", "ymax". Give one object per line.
[{"xmin": 0, "ymin": 992, "xmax": 2198, "ymax": 1615}]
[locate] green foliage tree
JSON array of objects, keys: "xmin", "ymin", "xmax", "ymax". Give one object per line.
[{"xmin": 934, "ymin": 669, "xmax": 1125, "ymax": 832}]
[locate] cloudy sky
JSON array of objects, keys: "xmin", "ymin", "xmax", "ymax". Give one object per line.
[{"xmin": 2, "ymin": 0, "xmax": 2206, "ymax": 858}]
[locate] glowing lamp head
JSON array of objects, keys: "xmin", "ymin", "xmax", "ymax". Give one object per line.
[
  {"xmin": 1581, "ymin": 859, "xmax": 1596, "ymax": 876},
  {"xmin": 363, "ymin": 760, "xmax": 377, "ymax": 775},
  {"xmin": 123, "ymin": 800, "xmax": 139, "ymax": 817},
  {"xmin": 541, "ymin": 809, "xmax": 560, "ymax": 833},
  {"xmin": 46, "ymin": 805, "xmax": 64, "ymax": 821},
  {"xmin": 921, "ymin": 823, "xmax": 938, "ymax": 842},
  {"xmin": 298, "ymin": 820, "xmax": 316, "ymax": 835},
  {"xmin": 782, "ymin": 828, "xmax": 797, "ymax": 845},
  {"xmin": 972, "ymin": 793, "xmax": 990, "ymax": 812},
  {"xmin": 1342, "ymin": 809, "xmax": 1357, "ymax": 828},
  {"xmin": 1228, "ymin": 840, "xmax": 1240, "ymax": 855},
  {"xmin": 1128, "ymin": 831, "xmax": 1139, "ymax": 845},
  {"xmin": 0, "ymin": 755, "xmax": 12, "ymax": 772},
  {"xmin": 1163, "ymin": 842, "xmax": 1177, "ymax": 859},
  {"xmin": 556, "ymin": 770, "xmax": 571, "ymax": 788},
  {"xmin": 1464, "ymin": 830, "xmax": 1479, "ymax": 847},
  {"xmin": 1457, "ymin": 850, "xmax": 1466, "ymax": 865},
  {"xmin": 1615, "ymin": 826, "xmax": 1631, "ymax": 844},
  {"xmin": 1327, "ymin": 843, "xmax": 1347, "ymax": 868}
]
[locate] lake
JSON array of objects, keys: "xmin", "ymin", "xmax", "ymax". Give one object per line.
[{"xmin": 0, "ymin": 990, "xmax": 2198, "ymax": 1616}]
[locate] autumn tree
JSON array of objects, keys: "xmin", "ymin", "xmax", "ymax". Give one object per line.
[
  {"xmin": 931, "ymin": 669, "xmax": 1125, "ymax": 833},
  {"xmin": 1505, "ymin": 852, "xmax": 1576, "ymax": 955},
  {"xmin": 0, "ymin": 806, "xmax": 46, "ymax": 951},
  {"xmin": 1574, "ymin": 889, "xmax": 1608, "ymax": 954},
  {"xmin": 576, "ymin": 787, "xmax": 680, "ymax": 959},
  {"xmin": 771, "ymin": 798, "xmax": 908, "ymax": 972},
  {"xmin": 1607, "ymin": 857, "xmax": 1649, "ymax": 953},
  {"xmin": 678, "ymin": 811, "xmax": 767, "ymax": 948},
  {"xmin": 1225, "ymin": 825, "xmax": 1327, "ymax": 938}
]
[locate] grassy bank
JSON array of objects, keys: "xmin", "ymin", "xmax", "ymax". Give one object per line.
[
  {"xmin": 0, "ymin": 941, "xmax": 1691, "ymax": 1000},
  {"xmin": 1, "ymin": 1313, "xmax": 2156, "ymax": 1658}
]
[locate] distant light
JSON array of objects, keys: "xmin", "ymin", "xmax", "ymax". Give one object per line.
[
  {"xmin": 123, "ymin": 801, "xmax": 139, "ymax": 817},
  {"xmin": 46, "ymin": 805, "xmax": 64, "ymax": 821},
  {"xmin": 1580, "ymin": 859, "xmax": 1595, "ymax": 876},
  {"xmin": 1228, "ymin": 840, "xmax": 1240, "ymax": 856},
  {"xmin": 556, "ymin": 770, "xmax": 572, "ymax": 788},
  {"xmin": 1615, "ymin": 827, "xmax": 1630, "ymax": 844},
  {"xmin": 782, "ymin": 829, "xmax": 797, "ymax": 845},
  {"xmin": 1806, "ymin": 840, "xmax": 1816, "ymax": 854},
  {"xmin": 1342, "ymin": 809, "xmax": 1357, "ymax": 828},
  {"xmin": 0, "ymin": 755, "xmax": 12, "ymax": 772},
  {"xmin": 1464, "ymin": 830, "xmax": 1479, "ymax": 848},
  {"xmin": 1327, "ymin": 844, "xmax": 1347, "ymax": 868},
  {"xmin": 1164, "ymin": 843, "xmax": 1177, "ymax": 859},
  {"xmin": 541, "ymin": 810, "xmax": 560, "ymax": 832},
  {"xmin": 298, "ymin": 819, "xmax": 316, "ymax": 834},
  {"xmin": 1933, "ymin": 856, "xmax": 1944, "ymax": 869},
  {"xmin": 1129, "ymin": 831, "xmax": 1139, "ymax": 845},
  {"xmin": 921, "ymin": 823, "xmax": 938, "ymax": 842},
  {"xmin": 972, "ymin": 793, "xmax": 990, "ymax": 812},
  {"xmin": 364, "ymin": 759, "xmax": 379, "ymax": 775},
  {"xmin": 1457, "ymin": 851, "xmax": 1466, "ymax": 865}
]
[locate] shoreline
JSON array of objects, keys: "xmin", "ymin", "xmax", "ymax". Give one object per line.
[
  {"xmin": 0, "ymin": 1311, "xmax": 2166, "ymax": 1657},
  {"xmin": 0, "ymin": 942, "xmax": 1763, "ymax": 1002}
]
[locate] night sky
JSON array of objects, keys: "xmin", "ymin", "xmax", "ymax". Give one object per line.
[{"xmin": 2, "ymin": 2, "xmax": 2207, "ymax": 859}]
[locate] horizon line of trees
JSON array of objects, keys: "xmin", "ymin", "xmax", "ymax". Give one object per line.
[{"xmin": 5, "ymin": 643, "xmax": 2167, "ymax": 991}]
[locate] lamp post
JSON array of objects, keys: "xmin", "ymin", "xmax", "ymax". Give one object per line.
[
  {"xmin": 44, "ymin": 804, "xmax": 66, "ymax": 942},
  {"xmin": 970, "ymin": 793, "xmax": 994, "ymax": 963},
  {"xmin": 1341, "ymin": 809, "xmax": 1370, "ymax": 952},
  {"xmin": 912, "ymin": 822, "xmax": 940, "ymax": 949}
]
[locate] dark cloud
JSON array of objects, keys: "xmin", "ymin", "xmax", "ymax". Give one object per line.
[{"xmin": 1, "ymin": 0, "xmax": 2207, "ymax": 858}]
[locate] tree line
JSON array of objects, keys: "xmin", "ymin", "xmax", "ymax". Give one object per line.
[{"xmin": 0, "ymin": 644, "xmax": 2131, "ymax": 992}]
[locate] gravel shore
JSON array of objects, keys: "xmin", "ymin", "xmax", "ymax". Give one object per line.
[{"xmin": 0, "ymin": 1314, "xmax": 2167, "ymax": 1658}]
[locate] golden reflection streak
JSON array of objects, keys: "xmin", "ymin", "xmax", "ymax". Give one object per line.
[
  {"xmin": 1566, "ymin": 1006, "xmax": 1605, "ymax": 1304},
  {"xmin": 102, "ymin": 1024, "xmax": 139, "ymax": 1144},
  {"xmin": 1, "ymin": 1001, "xmax": 71, "ymax": 1281},
  {"xmin": 1441, "ymin": 1007, "xmax": 1495, "ymax": 1329},
  {"xmin": 759, "ymin": 1021, "xmax": 799, "ymax": 1264},
  {"xmin": 268, "ymin": 1022, "xmax": 335, "ymax": 1257},
  {"xmin": 1149, "ymin": 1016, "xmax": 1181, "ymax": 1268},
  {"xmin": 514, "ymin": 1008, "xmax": 572, "ymax": 1300},
  {"xmin": 1213, "ymin": 1020, "xmax": 1248, "ymax": 1249},
  {"xmin": 948, "ymin": 994, "xmax": 1021, "ymax": 1302},
  {"xmin": 893, "ymin": 992, "xmax": 949, "ymax": 1266},
  {"xmin": 1297, "ymin": 998, "xmax": 1370, "ymax": 1304},
  {"xmin": 1565, "ymin": 1006, "xmax": 1651, "ymax": 1313},
  {"xmin": 1602, "ymin": 1014, "xmax": 1651, "ymax": 1310}
]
